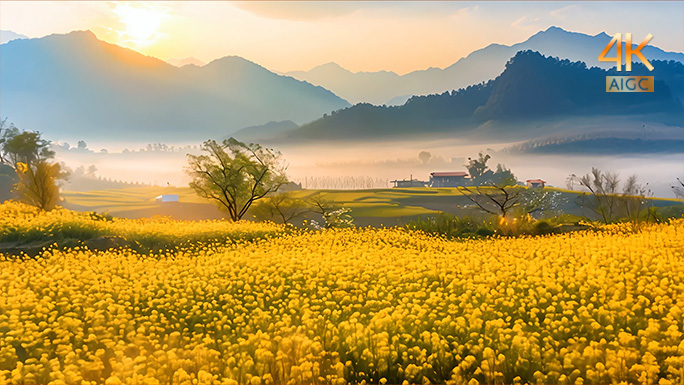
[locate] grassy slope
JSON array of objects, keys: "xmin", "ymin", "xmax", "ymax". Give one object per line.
[
  {"xmin": 62, "ymin": 187, "xmax": 452, "ymax": 220},
  {"xmin": 0, "ymin": 201, "xmax": 288, "ymax": 255},
  {"xmin": 61, "ymin": 186, "xmax": 684, "ymax": 223},
  {"xmin": 61, "ymin": 186, "xmax": 226, "ymax": 221},
  {"xmin": 63, "ymin": 186, "xmax": 208, "ymax": 209}
]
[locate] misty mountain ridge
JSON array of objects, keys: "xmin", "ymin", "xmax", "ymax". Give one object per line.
[
  {"xmin": 286, "ymin": 26, "xmax": 684, "ymax": 105},
  {"xmin": 283, "ymin": 50, "xmax": 683, "ymax": 141},
  {"xmin": 0, "ymin": 30, "xmax": 350, "ymax": 142},
  {"xmin": 166, "ymin": 57, "xmax": 206, "ymax": 67},
  {"xmin": 0, "ymin": 30, "xmax": 28, "ymax": 44},
  {"xmin": 228, "ymin": 120, "xmax": 300, "ymax": 142},
  {"xmin": 504, "ymin": 136, "xmax": 684, "ymax": 155}
]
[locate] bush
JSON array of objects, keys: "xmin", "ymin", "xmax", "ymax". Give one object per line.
[
  {"xmin": 652, "ymin": 205, "xmax": 684, "ymax": 220},
  {"xmin": 533, "ymin": 220, "xmax": 556, "ymax": 235},
  {"xmin": 406, "ymin": 213, "xmax": 495, "ymax": 239}
]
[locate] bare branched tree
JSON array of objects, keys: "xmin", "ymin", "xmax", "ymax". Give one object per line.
[
  {"xmin": 252, "ymin": 192, "xmax": 311, "ymax": 224},
  {"xmin": 572, "ymin": 168, "xmax": 621, "ymax": 223},
  {"xmin": 572, "ymin": 168, "xmax": 652, "ymax": 223},
  {"xmin": 457, "ymin": 176, "xmax": 522, "ymax": 219},
  {"xmin": 671, "ymin": 178, "xmax": 684, "ymax": 199},
  {"xmin": 307, "ymin": 192, "xmax": 354, "ymax": 228},
  {"xmin": 309, "ymin": 192, "xmax": 335, "ymax": 216}
]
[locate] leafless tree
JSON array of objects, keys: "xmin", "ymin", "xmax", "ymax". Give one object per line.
[
  {"xmin": 252, "ymin": 192, "xmax": 311, "ymax": 224},
  {"xmin": 457, "ymin": 177, "xmax": 522, "ymax": 219},
  {"xmin": 672, "ymin": 178, "xmax": 684, "ymax": 199},
  {"xmin": 572, "ymin": 168, "xmax": 652, "ymax": 223}
]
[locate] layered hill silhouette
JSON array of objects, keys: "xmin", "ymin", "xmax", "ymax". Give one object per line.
[
  {"xmin": 286, "ymin": 27, "xmax": 684, "ymax": 105},
  {"xmin": 284, "ymin": 51, "xmax": 683, "ymax": 141},
  {"xmin": 0, "ymin": 30, "xmax": 28, "ymax": 44},
  {"xmin": 166, "ymin": 57, "xmax": 206, "ymax": 68},
  {"xmin": 505, "ymin": 137, "xmax": 684, "ymax": 155},
  {"xmin": 227, "ymin": 120, "xmax": 299, "ymax": 142},
  {"xmin": 0, "ymin": 31, "xmax": 350, "ymax": 141}
]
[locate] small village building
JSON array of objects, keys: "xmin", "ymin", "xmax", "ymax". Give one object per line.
[
  {"xmin": 155, "ymin": 194, "xmax": 179, "ymax": 203},
  {"xmin": 391, "ymin": 179, "xmax": 428, "ymax": 188},
  {"xmin": 391, "ymin": 174, "xmax": 428, "ymax": 188},
  {"xmin": 526, "ymin": 179, "xmax": 546, "ymax": 188},
  {"xmin": 430, "ymin": 172, "xmax": 469, "ymax": 187}
]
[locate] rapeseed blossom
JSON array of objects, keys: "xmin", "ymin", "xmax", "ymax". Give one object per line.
[{"xmin": 1, "ymin": 202, "xmax": 683, "ymax": 384}]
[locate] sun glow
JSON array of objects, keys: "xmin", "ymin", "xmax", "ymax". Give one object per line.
[{"xmin": 112, "ymin": 2, "xmax": 170, "ymax": 48}]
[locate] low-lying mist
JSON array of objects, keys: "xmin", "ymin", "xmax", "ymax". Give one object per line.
[{"xmin": 54, "ymin": 138, "xmax": 684, "ymax": 199}]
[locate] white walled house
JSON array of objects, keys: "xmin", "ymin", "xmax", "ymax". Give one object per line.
[{"xmin": 155, "ymin": 194, "xmax": 179, "ymax": 203}]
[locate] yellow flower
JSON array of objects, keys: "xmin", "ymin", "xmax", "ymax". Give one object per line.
[{"xmin": 1, "ymin": 201, "xmax": 683, "ymax": 385}]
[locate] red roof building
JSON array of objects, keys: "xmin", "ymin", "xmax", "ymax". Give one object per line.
[
  {"xmin": 431, "ymin": 172, "xmax": 468, "ymax": 177},
  {"xmin": 526, "ymin": 179, "xmax": 546, "ymax": 188}
]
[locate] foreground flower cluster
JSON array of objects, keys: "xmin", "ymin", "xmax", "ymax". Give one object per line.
[{"xmin": 1, "ymin": 206, "xmax": 683, "ymax": 384}]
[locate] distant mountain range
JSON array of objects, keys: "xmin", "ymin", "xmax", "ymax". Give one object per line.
[
  {"xmin": 286, "ymin": 26, "xmax": 684, "ymax": 105},
  {"xmin": 0, "ymin": 31, "xmax": 349, "ymax": 141},
  {"xmin": 3, "ymin": 27, "xmax": 683, "ymax": 146},
  {"xmin": 0, "ymin": 30, "xmax": 28, "ymax": 44},
  {"xmin": 166, "ymin": 57, "xmax": 206, "ymax": 67},
  {"xmin": 283, "ymin": 51, "xmax": 683, "ymax": 141}
]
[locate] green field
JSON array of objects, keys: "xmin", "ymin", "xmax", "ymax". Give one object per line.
[
  {"xmin": 61, "ymin": 186, "xmax": 684, "ymax": 226},
  {"xmin": 62, "ymin": 187, "xmax": 455, "ymax": 223}
]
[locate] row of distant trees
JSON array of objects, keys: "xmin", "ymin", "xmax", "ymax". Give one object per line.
[
  {"xmin": 54, "ymin": 140, "xmax": 201, "ymax": 154},
  {"xmin": 295, "ymin": 176, "xmax": 389, "ymax": 189}
]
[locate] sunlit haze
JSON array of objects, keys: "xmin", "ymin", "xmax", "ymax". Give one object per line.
[
  {"xmin": 1, "ymin": 1, "xmax": 682, "ymax": 74},
  {"xmin": 111, "ymin": 2, "xmax": 170, "ymax": 48},
  {"xmin": 1, "ymin": 1, "xmax": 682, "ymax": 199},
  {"xmin": 1, "ymin": 4, "xmax": 684, "ymax": 374}
]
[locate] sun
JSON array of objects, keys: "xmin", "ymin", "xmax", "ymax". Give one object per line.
[{"xmin": 113, "ymin": 2, "xmax": 170, "ymax": 48}]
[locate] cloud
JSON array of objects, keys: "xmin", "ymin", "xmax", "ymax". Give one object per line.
[
  {"xmin": 231, "ymin": 2, "xmax": 363, "ymax": 21},
  {"xmin": 234, "ymin": 2, "xmax": 475, "ymax": 22},
  {"xmin": 550, "ymin": 5, "xmax": 578, "ymax": 19},
  {"xmin": 449, "ymin": 5, "xmax": 477, "ymax": 19},
  {"xmin": 511, "ymin": 16, "xmax": 526, "ymax": 28},
  {"xmin": 511, "ymin": 15, "xmax": 541, "ymax": 30}
]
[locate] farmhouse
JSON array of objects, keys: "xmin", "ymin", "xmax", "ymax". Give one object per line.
[
  {"xmin": 526, "ymin": 179, "xmax": 546, "ymax": 188},
  {"xmin": 155, "ymin": 194, "xmax": 179, "ymax": 203},
  {"xmin": 391, "ymin": 179, "xmax": 428, "ymax": 188},
  {"xmin": 430, "ymin": 171, "xmax": 469, "ymax": 187}
]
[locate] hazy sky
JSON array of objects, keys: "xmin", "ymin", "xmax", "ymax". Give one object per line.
[{"xmin": 1, "ymin": 1, "xmax": 682, "ymax": 74}]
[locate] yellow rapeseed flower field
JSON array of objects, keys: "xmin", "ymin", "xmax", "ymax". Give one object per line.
[
  {"xmin": 1, "ymin": 202, "xmax": 683, "ymax": 384},
  {"xmin": 0, "ymin": 201, "xmax": 287, "ymax": 252}
]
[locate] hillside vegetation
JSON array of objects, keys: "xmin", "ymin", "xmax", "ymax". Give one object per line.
[{"xmin": 287, "ymin": 52, "xmax": 683, "ymax": 140}]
